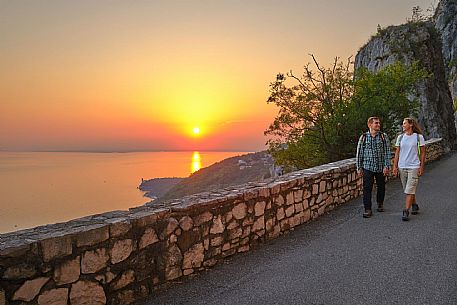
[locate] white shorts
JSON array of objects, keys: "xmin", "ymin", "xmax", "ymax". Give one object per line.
[{"xmin": 399, "ymin": 168, "xmax": 419, "ymax": 195}]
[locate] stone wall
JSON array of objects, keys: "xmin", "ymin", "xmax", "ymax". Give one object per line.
[{"xmin": 0, "ymin": 139, "xmax": 446, "ymax": 305}]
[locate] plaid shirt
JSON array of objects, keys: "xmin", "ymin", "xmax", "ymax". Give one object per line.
[{"xmin": 356, "ymin": 131, "xmax": 391, "ymax": 172}]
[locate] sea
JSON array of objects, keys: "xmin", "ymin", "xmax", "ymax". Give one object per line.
[{"xmin": 0, "ymin": 151, "xmax": 247, "ymax": 234}]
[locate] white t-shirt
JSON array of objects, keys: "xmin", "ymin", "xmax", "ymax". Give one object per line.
[{"xmin": 395, "ymin": 133, "xmax": 425, "ymax": 169}]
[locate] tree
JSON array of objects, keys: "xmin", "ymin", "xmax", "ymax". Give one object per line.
[{"xmin": 265, "ymin": 56, "xmax": 428, "ymax": 171}]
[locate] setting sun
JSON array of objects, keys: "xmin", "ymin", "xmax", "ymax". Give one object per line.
[{"xmin": 193, "ymin": 127, "xmax": 201, "ymax": 135}]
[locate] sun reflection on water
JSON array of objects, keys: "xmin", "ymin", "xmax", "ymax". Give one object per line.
[{"xmin": 191, "ymin": 151, "xmax": 201, "ymax": 173}]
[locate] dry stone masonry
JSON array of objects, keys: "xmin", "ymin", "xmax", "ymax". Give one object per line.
[{"xmin": 0, "ymin": 139, "xmax": 446, "ymax": 305}]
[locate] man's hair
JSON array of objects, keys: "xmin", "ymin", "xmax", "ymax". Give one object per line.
[{"xmin": 367, "ymin": 116, "xmax": 380, "ymax": 124}]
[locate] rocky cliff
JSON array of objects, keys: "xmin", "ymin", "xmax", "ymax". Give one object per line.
[
  {"xmin": 355, "ymin": 13, "xmax": 457, "ymax": 149},
  {"xmin": 435, "ymin": 0, "xmax": 457, "ymax": 99},
  {"xmin": 434, "ymin": 0, "xmax": 457, "ymax": 130}
]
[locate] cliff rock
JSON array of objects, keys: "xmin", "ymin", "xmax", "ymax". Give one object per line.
[{"xmin": 355, "ymin": 20, "xmax": 457, "ymax": 149}]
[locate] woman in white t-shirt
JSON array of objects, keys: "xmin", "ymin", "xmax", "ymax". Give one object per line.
[{"xmin": 393, "ymin": 117, "xmax": 426, "ymax": 221}]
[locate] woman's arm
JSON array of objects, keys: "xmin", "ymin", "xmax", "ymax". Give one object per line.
[{"xmin": 418, "ymin": 145, "xmax": 426, "ymax": 176}]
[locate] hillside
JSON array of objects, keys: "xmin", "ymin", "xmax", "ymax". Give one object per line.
[{"xmin": 145, "ymin": 151, "xmax": 277, "ymax": 203}]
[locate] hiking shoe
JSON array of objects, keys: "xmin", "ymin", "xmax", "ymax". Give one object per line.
[
  {"xmin": 402, "ymin": 209, "xmax": 410, "ymax": 221},
  {"xmin": 377, "ymin": 203, "xmax": 384, "ymax": 212},
  {"xmin": 411, "ymin": 203, "xmax": 419, "ymax": 215},
  {"xmin": 363, "ymin": 209, "xmax": 373, "ymax": 218}
]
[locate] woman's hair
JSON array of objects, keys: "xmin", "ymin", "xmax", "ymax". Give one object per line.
[{"xmin": 404, "ymin": 117, "xmax": 422, "ymax": 134}]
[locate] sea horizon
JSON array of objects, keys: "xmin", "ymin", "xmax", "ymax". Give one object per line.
[{"xmin": 0, "ymin": 151, "xmax": 248, "ymax": 234}]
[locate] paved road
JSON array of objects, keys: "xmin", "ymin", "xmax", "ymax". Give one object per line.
[{"xmin": 139, "ymin": 152, "xmax": 457, "ymax": 305}]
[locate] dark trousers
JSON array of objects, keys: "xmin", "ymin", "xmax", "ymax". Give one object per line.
[{"xmin": 362, "ymin": 169, "xmax": 386, "ymax": 210}]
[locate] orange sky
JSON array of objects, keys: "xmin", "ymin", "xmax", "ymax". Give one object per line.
[{"xmin": 0, "ymin": 0, "xmax": 434, "ymax": 151}]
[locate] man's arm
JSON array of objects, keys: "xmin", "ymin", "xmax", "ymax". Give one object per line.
[
  {"xmin": 383, "ymin": 133, "xmax": 391, "ymax": 171},
  {"xmin": 356, "ymin": 134, "xmax": 364, "ymax": 175}
]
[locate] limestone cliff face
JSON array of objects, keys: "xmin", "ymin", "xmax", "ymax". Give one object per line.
[
  {"xmin": 434, "ymin": 0, "xmax": 457, "ymax": 131},
  {"xmin": 355, "ymin": 21, "xmax": 457, "ymax": 150},
  {"xmin": 435, "ymin": 0, "xmax": 457, "ymax": 99}
]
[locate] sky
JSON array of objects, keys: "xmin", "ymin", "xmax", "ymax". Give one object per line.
[{"xmin": 0, "ymin": 0, "xmax": 435, "ymax": 152}]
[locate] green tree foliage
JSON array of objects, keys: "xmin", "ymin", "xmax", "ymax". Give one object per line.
[{"xmin": 265, "ymin": 56, "xmax": 428, "ymax": 171}]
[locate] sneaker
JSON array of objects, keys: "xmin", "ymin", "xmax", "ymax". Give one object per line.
[
  {"xmin": 363, "ymin": 209, "xmax": 373, "ymax": 218},
  {"xmin": 402, "ymin": 209, "xmax": 410, "ymax": 221},
  {"xmin": 411, "ymin": 203, "xmax": 419, "ymax": 215},
  {"xmin": 377, "ymin": 203, "xmax": 384, "ymax": 212}
]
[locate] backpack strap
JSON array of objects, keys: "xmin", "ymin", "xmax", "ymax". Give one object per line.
[{"xmin": 416, "ymin": 133, "xmax": 421, "ymax": 158}]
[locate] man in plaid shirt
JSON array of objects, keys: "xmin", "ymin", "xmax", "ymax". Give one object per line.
[{"xmin": 356, "ymin": 117, "xmax": 391, "ymax": 218}]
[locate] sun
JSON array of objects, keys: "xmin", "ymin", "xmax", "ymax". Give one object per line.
[{"xmin": 192, "ymin": 127, "xmax": 200, "ymax": 135}]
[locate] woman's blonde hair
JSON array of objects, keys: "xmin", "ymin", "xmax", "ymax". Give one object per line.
[{"xmin": 404, "ymin": 117, "xmax": 422, "ymax": 134}]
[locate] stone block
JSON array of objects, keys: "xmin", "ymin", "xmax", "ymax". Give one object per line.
[
  {"xmin": 222, "ymin": 243, "xmax": 231, "ymax": 251},
  {"xmin": 110, "ymin": 239, "xmax": 133, "ymax": 264},
  {"xmin": 210, "ymin": 216, "xmax": 225, "ymax": 234},
  {"xmin": 226, "ymin": 220, "xmax": 239, "ymax": 230},
  {"xmin": 183, "ymin": 269, "xmax": 194, "ymax": 276},
  {"xmin": 112, "ymin": 289, "xmax": 135, "ymax": 305},
  {"xmin": 41, "ymin": 235, "xmax": 72, "ymax": 262},
  {"xmin": 285, "ymin": 205, "xmax": 295, "ymax": 218},
  {"xmin": 13, "ymin": 277, "xmax": 49, "ymax": 302},
  {"xmin": 183, "ymin": 243, "xmax": 205, "ymax": 269},
  {"xmin": 109, "ymin": 221, "xmax": 131, "ymax": 238},
  {"xmin": 294, "ymin": 202, "xmax": 303, "ymax": 213},
  {"xmin": 312, "ymin": 184, "xmax": 319, "ymax": 194},
  {"xmin": 241, "ymin": 226, "xmax": 251, "ymax": 238},
  {"xmin": 258, "ymin": 187, "xmax": 270, "ymax": 197},
  {"xmin": 319, "ymin": 180, "xmax": 326, "ymax": 193},
  {"xmin": 242, "ymin": 216, "xmax": 253, "ymax": 226},
  {"xmin": 222, "ymin": 248, "xmax": 237, "ymax": 257},
  {"xmin": 232, "ymin": 203, "xmax": 247, "ymax": 220},
  {"xmin": 265, "ymin": 218, "xmax": 274, "ymax": 232},
  {"xmin": 139, "ymin": 228, "xmax": 159, "ymax": 249},
  {"xmin": 254, "ymin": 201, "xmax": 266, "ymax": 216},
  {"xmin": 166, "ymin": 218, "xmax": 179, "ymax": 235},
  {"xmin": 69, "ymin": 280, "xmax": 106, "ymax": 305},
  {"xmin": 252, "ymin": 216, "xmax": 265, "ymax": 232},
  {"xmin": 274, "ymin": 194, "xmax": 285, "ymax": 206},
  {"xmin": 82, "ymin": 248, "xmax": 109, "ymax": 274},
  {"xmin": 285, "ymin": 192, "xmax": 294, "ymax": 205},
  {"xmin": 179, "ymin": 216, "xmax": 194, "ymax": 231},
  {"xmin": 294, "ymin": 190, "xmax": 303, "ymax": 203},
  {"xmin": 303, "ymin": 189, "xmax": 312, "ymax": 199},
  {"xmin": 203, "ymin": 258, "xmax": 217, "ymax": 267},
  {"xmin": 270, "ymin": 183, "xmax": 281, "ymax": 194},
  {"xmin": 211, "ymin": 236, "xmax": 224, "ymax": 247},
  {"xmin": 225, "ymin": 211, "xmax": 233, "ymax": 223},
  {"xmin": 165, "ymin": 244, "xmax": 183, "ymax": 267},
  {"xmin": 38, "ymin": 288, "xmax": 68, "ymax": 305},
  {"xmin": 165, "ymin": 265, "xmax": 182, "ymax": 280},
  {"xmin": 228, "ymin": 227, "xmax": 242, "ymax": 240},
  {"xmin": 277, "ymin": 208, "xmax": 285, "ymax": 221},
  {"xmin": 76, "ymin": 226, "xmax": 109, "ymax": 248},
  {"xmin": 244, "ymin": 189, "xmax": 258, "ymax": 201},
  {"xmin": 194, "ymin": 211, "xmax": 213, "ymax": 226},
  {"xmin": 110, "ymin": 270, "xmax": 135, "ymax": 290},
  {"xmin": 55, "ymin": 256, "xmax": 81, "ymax": 285},
  {"xmin": 3, "ymin": 263, "xmax": 36, "ymax": 280}
]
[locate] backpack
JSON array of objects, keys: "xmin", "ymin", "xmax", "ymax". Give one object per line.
[{"xmin": 397, "ymin": 133, "xmax": 421, "ymax": 158}]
